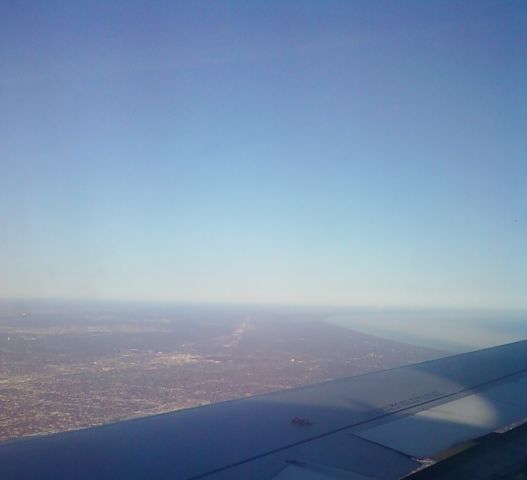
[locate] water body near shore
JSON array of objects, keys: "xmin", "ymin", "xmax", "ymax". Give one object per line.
[{"xmin": 324, "ymin": 308, "xmax": 527, "ymax": 353}]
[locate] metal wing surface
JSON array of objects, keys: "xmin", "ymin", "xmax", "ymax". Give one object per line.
[{"xmin": 3, "ymin": 340, "xmax": 527, "ymax": 479}]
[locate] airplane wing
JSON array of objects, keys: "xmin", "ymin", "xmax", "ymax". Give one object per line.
[{"xmin": 2, "ymin": 340, "xmax": 527, "ymax": 479}]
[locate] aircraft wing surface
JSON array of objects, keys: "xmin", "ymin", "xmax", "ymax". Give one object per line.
[{"xmin": 3, "ymin": 340, "xmax": 527, "ymax": 479}]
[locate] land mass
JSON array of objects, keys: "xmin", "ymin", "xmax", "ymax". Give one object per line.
[{"xmin": 0, "ymin": 302, "xmax": 445, "ymax": 443}]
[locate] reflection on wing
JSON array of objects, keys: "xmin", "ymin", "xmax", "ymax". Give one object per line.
[
  {"xmin": 2, "ymin": 340, "xmax": 527, "ymax": 479},
  {"xmin": 356, "ymin": 378, "xmax": 527, "ymax": 458}
]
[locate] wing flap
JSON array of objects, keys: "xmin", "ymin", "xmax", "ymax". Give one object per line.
[{"xmin": 356, "ymin": 374, "xmax": 527, "ymax": 458}]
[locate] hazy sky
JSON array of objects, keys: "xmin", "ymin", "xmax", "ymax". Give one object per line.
[{"xmin": 1, "ymin": 1, "xmax": 526, "ymax": 308}]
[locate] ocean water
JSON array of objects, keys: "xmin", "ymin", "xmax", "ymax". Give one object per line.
[{"xmin": 324, "ymin": 308, "xmax": 527, "ymax": 353}]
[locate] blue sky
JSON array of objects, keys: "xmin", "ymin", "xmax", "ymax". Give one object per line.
[{"xmin": 1, "ymin": 1, "xmax": 526, "ymax": 308}]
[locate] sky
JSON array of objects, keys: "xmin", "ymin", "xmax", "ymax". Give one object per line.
[{"xmin": 1, "ymin": 1, "xmax": 526, "ymax": 308}]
